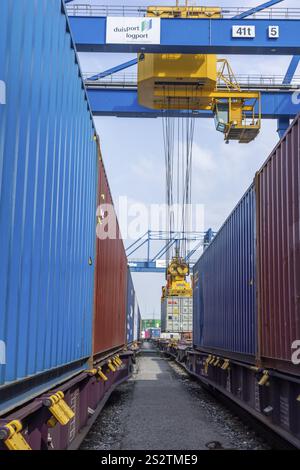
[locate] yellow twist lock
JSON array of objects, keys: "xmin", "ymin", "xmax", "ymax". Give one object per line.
[
  {"xmin": 112, "ymin": 357, "xmax": 120, "ymax": 368},
  {"xmin": 258, "ymin": 371, "xmax": 269, "ymax": 386},
  {"xmin": 86, "ymin": 369, "xmax": 97, "ymax": 376},
  {"xmin": 44, "ymin": 392, "xmax": 75, "ymax": 425},
  {"xmin": 97, "ymin": 367, "xmax": 108, "ymax": 381},
  {"xmin": 213, "ymin": 357, "xmax": 220, "ymax": 367},
  {"xmin": 204, "ymin": 355, "xmax": 211, "ymax": 374},
  {"xmin": 115, "ymin": 355, "xmax": 122, "ymax": 366},
  {"xmin": 56, "ymin": 392, "xmax": 75, "ymax": 420},
  {"xmin": 1, "ymin": 420, "xmax": 31, "ymax": 451},
  {"xmin": 221, "ymin": 359, "xmax": 230, "ymax": 370},
  {"xmin": 108, "ymin": 360, "xmax": 116, "ymax": 373},
  {"xmin": 209, "ymin": 355, "xmax": 216, "ymax": 365}
]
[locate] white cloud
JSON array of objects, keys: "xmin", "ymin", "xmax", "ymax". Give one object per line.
[{"xmin": 193, "ymin": 145, "xmax": 217, "ymax": 172}]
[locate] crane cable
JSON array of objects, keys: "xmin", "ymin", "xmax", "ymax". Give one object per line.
[
  {"xmin": 182, "ymin": 110, "xmax": 195, "ymax": 258},
  {"xmin": 162, "ymin": 87, "xmax": 196, "ymax": 262}
]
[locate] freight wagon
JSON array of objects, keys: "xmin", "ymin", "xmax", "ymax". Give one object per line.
[
  {"xmin": 0, "ymin": 0, "xmax": 139, "ymax": 451},
  {"xmin": 159, "ymin": 114, "xmax": 300, "ymax": 448}
]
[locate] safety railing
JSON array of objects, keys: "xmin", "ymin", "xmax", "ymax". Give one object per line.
[
  {"xmin": 224, "ymin": 7, "xmax": 300, "ymax": 19},
  {"xmin": 66, "ymin": 4, "xmax": 300, "ymax": 19},
  {"xmin": 66, "ymin": 4, "xmax": 147, "ymax": 17},
  {"xmin": 224, "ymin": 74, "xmax": 300, "ymax": 87},
  {"xmin": 83, "ymin": 72, "xmax": 137, "ymax": 84},
  {"xmin": 83, "ymin": 72, "xmax": 300, "ymax": 89}
]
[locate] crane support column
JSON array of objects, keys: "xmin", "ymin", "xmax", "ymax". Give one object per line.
[{"xmin": 277, "ymin": 116, "xmax": 290, "ymax": 138}]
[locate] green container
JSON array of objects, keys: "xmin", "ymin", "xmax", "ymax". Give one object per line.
[{"xmin": 142, "ymin": 319, "xmax": 161, "ymax": 330}]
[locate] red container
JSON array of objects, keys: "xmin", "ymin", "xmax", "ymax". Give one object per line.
[
  {"xmin": 93, "ymin": 144, "xmax": 127, "ymax": 356},
  {"xmin": 144, "ymin": 329, "xmax": 151, "ymax": 339},
  {"xmin": 256, "ymin": 115, "xmax": 300, "ymax": 375}
]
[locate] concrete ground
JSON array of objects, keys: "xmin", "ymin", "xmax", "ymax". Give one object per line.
[
  {"xmin": 81, "ymin": 345, "xmax": 269, "ymax": 450},
  {"xmin": 120, "ymin": 353, "xmax": 232, "ymax": 450}
]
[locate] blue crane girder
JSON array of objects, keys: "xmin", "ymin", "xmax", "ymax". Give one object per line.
[
  {"xmin": 126, "ymin": 230, "xmax": 212, "ymax": 273},
  {"xmin": 128, "ymin": 262, "xmax": 166, "ymax": 273},
  {"xmin": 283, "ymin": 56, "xmax": 300, "ymax": 84},
  {"xmin": 86, "ymin": 88, "xmax": 300, "ymax": 120},
  {"xmin": 69, "ymin": 16, "xmax": 300, "ymax": 55},
  {"xmin": 87, "ymin": 59, "xmax": 138, "ymax": 81},
  {"xmin": 233, "ymin": 0, "xmax": 285, "ymax": 20}
]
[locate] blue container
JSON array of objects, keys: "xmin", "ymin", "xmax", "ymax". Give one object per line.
[
  {"xmin": 126, "ymin": 268, "xmax": 136, "ymax": 344},
  {"xmin": 137, "ymin": 307, "xmax": 141, "ymax": 341},
  {"xmin": 193, "ymin": 185, "xmax": 257, "ymax": 358},
  {"xmin": 149, "ymin": 328, "xmax": 161, "ymax": 339},
  {"xmin": 0, "ymin": 1, "xmax": 97, "ymax": 413}
]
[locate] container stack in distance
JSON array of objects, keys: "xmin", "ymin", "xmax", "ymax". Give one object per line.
[
  {"xmin": 161, "ymin": 297, "xmax": 193, "ymax": 334},
  {"xmin": 127, "ymin": 268, "xmax": 141, "ymax": 345},
  {"xmin": 161, "ymin": 254, "xmax": 193, "ymax": 337},
  {"xmin": 193, "ymin": 114, "xmax": 300, "ymax": 376}
]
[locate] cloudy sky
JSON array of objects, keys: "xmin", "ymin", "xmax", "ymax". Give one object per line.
[{"xmin": 70, "ymin": 0, "xmax": 299, "ymax": 318}]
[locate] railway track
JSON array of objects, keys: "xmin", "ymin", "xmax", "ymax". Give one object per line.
[
  {"xmin": 157, "ymin": 344, "xmax": 300, "ymax": 450},
  {"xmin": 81, "ymin": 345, "xmax": 271, "ymax": 450}
]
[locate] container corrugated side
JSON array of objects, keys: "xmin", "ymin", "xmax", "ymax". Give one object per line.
[
  {"xmin": 93, "ymin": 153, "xmax": 127, "ymax": 356},
  {"xmin": 256, "ymin": 115, "xmax": 300, "ymax": 375},
  {"xmin": 0, "ymin": 0, "xmax": 97, "ymax": 408},
  {"xmin": 193, "ymin": 186, "xmax": 257, "ymax": 359},
  {"xmin": 137, "ymin": 308, "xmax": 141, "ymax": 340},
  {"xmin": 161, "ymin": 296, "xmax": 193, "ymax": 333},
  {"xmin": 133, "ymin": 295, "xmax": 139, "ymax": 341},
  {"xmin": 126, "ymin": 268, "xmax": 135, "ymax": 344}
]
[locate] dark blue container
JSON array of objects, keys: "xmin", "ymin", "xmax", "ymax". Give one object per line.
[
  {"xmin": 149, "ymin": 328, "xmax": 161, "ymax": 339},
  {"xmin": 126, "ymin": 268, "xmax": 136, "ymax": 344},
  {"xmin": 137, "ymin": 306, "xmax": 141, "ymax": 341},
  {"xmin": 193, "ymin": 185, "xmax": 257, "ymax": 359},
  {"xmin": 0, "ymin": 0, "xmax": 97, "ymax": 413}
]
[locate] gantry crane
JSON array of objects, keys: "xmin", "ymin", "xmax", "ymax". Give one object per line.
[
  {"xmin": 67, "ymin": 1, "xmax": 300, "ymax": 139},
  {"xmin": 138, "ymin": 5, "xmax": 261, "ymax": 143}
]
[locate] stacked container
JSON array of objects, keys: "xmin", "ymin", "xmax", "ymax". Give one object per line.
[
  {"xmin": 0, "ymin": 0, "xmax": 139, "ymax": 415},
  {"xmin": 193, "ymin": 186, "xmax": 257, "ymax": 360},
  {"xmin": 93, "ymin": 151, "xmax": 128, "ymax": 357},
  {"xmin": 0, "ymin": 0, "xmax": 98, "ymax": 413},
  {"xmin": 256, "ymin": 115, "xmax": 300, "ymax": 375},
  {"xmin": 133, "ymin": 295, "xmax": 140, "ymax": 342},
  {"xmin": 126, "ymin": 268, "xmax": 141, "ymax": 344},
  {"xmin": 193, "ymin": 114, "xmax": 300, "ymax": 375},
  {"xmin": 126, "ymin": 268, "xmax": 135, "ymax": 344},
  {"xmin": 161, "ymin": 297, "xmax": 193, "ymax": 334}
]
